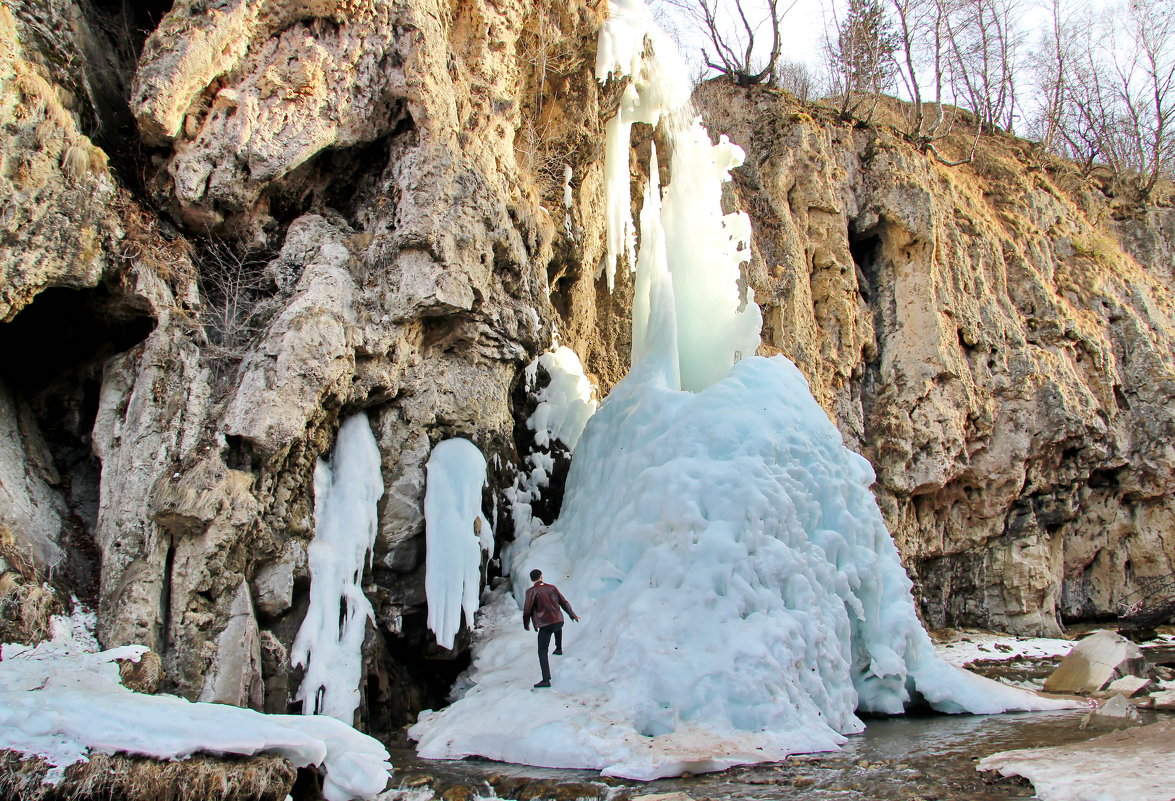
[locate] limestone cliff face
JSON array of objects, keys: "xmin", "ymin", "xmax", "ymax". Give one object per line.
[
  {"xmin": 3, "ymin": 0, "xmax": 1175, "ymax": 747},
  {"xmin": 1, "ymin": 0, "xmax": 615, "ymax": 733},
  {"xmin": 695, "ymin": 83, "xmax": 1175, "ymax": 636}
]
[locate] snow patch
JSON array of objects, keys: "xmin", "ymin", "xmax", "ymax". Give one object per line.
[
  {"xmin": 934, "ymin": 630, "xmax": 1076, "ymax": 667},
  {"xmin": 424, "ymin": 438, "xmax": 492, "ymax": 650},
  {"xmin": 0, "ymin": 612, "xmax": 391, "ymax": 801},
  {"xmin": 292, "ymin": 413, "xmax": 384, "ymax": 722}
]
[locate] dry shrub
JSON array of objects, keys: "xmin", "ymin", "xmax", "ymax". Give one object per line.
[
  {"xmin": 0, "ymin": 524, "xmax": 64, "ymax": 646},
  {"xmin": 0, "ymin": 751, "xmax": 298, "ymax": 801},
  {"xmin": 114, "ymin": 192, "xmax": 196, "ymax": 287},
  {"xmin": 60, "ymin": 144, "xmax": 90, "ymax": 179}
]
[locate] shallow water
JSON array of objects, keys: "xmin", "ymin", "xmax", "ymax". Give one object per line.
[
  {"xmin": 390, "ymin": 706, "xmax": 1173, "ymax": 801},
  {"xmin": 388, "ymin": 639, "xmax": 1175, "ymax": 801}
]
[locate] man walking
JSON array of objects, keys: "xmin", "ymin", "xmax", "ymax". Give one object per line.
[{"xmin": 522, "ymin": 569, "xmax": 579, "ymax": 688}]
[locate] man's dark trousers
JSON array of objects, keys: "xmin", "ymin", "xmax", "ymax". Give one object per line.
[{"xmin": 536, "ymin": 622, "xmax": 564, "ymax": 681}]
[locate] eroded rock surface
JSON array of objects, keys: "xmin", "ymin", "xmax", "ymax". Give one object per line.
[{"xmin": 697, "ymin": 84, "xmax": 1175, "ymax": 635}]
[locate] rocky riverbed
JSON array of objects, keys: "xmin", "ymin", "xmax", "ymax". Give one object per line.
[{"xmin": 375, "ymin": 629, "xmax": 1175, "ymax": 801}]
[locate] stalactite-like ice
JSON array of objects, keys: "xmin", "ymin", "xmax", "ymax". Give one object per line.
[
  {"xmin": 424, "ymin": 438, "xmax": 493, "ymax": 650},
  {"xmin": 292, "ymin": 413, "xmax": 383, "ymax": 723},
  {"xmin": 525, "ymin": 347, "xmax": 598, "ymax": 452},
  {"xmin": 410, "ymin": 0, "xmax": 1074, "ymax": 780}
]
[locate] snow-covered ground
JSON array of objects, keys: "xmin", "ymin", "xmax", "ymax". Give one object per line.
[
  {"xmin": 0, "ymin": 608, "xmax": 392, "ymax": 801},
  {"xmin": 933, "ymin": 630, "xmax": 1077, "ymax": 667},
  {"xmin": 978, "ymin": 720, "xmax": 1175, "ymax": 801}
]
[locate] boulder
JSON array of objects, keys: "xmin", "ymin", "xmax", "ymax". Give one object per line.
[
  {"xmin": 1043, "ymin": 631, "xmax": 1147, "ymax": 693},
  {"xmin": 1079, "ymin": 694, "xmax": 1141, "ymax": 729},
  {"xmin": 1104, "ymin": 675, "xmax": 1155, "ymax": 698}
]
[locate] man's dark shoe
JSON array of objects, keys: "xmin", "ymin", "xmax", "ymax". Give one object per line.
[
  {"xmin": 533, "ymin": 680, "xmax": 551, "ymax": 688},
  {"xmin": 553, "ymin": 649, "xmax": 563, "ymax": 655}
]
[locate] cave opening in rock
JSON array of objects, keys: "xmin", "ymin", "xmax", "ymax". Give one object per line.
[
  {"xmin": 848, "ymin": 227, "xmax": 882, "ymax": 303},
  {"xmin": 0, "ymin": 285, "xmax": 155, "ymax": 597}
]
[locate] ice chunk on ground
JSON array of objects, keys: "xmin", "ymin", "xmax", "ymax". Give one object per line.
[
  {"xmin": 977, "ymin": 719, "xmax": 1175, "ymax": 801},
  {"xmin": 425, "ymin": 438, "xmax": 492, "ymax": 650},
  {"xmin": 1, "ymin": 615, "xmax": 391, "ymax": 801},
  {"xmin": 292, "ymin": 413, "xmax": 384, "ymax": 722}
]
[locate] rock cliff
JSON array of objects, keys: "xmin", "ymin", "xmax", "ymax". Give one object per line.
[
  {"xmin": 695, "ymin": 83, "xmax": 1175, "ymax": 636},
  {"xmin": 1, "ymin": 0, "xmax": 1173, "ymax": 747}
]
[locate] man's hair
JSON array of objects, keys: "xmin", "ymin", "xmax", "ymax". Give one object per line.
[{"xmin": 529, "ymin": 568, "xmax": 542, "ymax": 581}]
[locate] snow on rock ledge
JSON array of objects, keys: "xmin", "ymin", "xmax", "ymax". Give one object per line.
[{"xmin": 0, "ymin": 617, "xmax": 391, "ymax": 801}]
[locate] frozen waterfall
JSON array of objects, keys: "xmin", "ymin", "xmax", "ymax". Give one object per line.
[
  {"xmin": 409, "ymin": 0, "xmax": 1072, "ymax": 780},
  {"xmin": 292, "ymin": 413, "xmax": 383, "ymax": 724},
  {"xmin": 424, "ymin": 438, "xmax": 493, "ymax": 650}
]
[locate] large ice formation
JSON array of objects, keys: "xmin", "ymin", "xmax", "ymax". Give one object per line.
[
  {"xmin": 526, "ymin": 347, "xmax": 597, "ymax": 453},
  {"xmin": 410, "ymin": 0, "xmax": 1071, "ymax": 780},
  {"xmin": 0, "ymin": 610, "xmax": 391, "ymax": 801},
  {"xmin": 292, "ymin": 413, "xmax": 384, "ymax": 722},
  {"xmin": 424, "ymin": 438, "xmax": 494, "ymax": 650}
]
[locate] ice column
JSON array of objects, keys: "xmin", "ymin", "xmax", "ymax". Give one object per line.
[
  {"xmin": 424, "ymin": 438, "xmax": 493, "ymax": 650},
  {"xmin": 291, "ymin": 413, "xmax": 383, "ymax": 723},
  {"xmin": 598, "ymin": 0, "xmax": 760, "ymax": 391}
]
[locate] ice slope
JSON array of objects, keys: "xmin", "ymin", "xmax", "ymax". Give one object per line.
[{"xmin": 411, "ymin": 353, "xmax": 1072, "ymax": 779}]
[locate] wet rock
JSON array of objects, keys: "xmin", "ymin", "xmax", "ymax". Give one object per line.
[
  {"xmin": 1043, "ymin": 631, "xmax": 1146, "ymax": 693},
  {"xmin": 1079, "ymin": 694, "xmax": 1142, "ymax": 729},
  {"xmin": 631, "ymin": 794, "xmax": 693, "ymax": 801}
]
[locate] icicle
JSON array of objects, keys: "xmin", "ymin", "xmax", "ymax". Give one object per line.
[
  {"xmin": 291, "ymin": 413, "xmax": 383, "ymax": 723},
  {"xmin": 423, "ymin": 438, "xmax": 492, "ymax": 650}
]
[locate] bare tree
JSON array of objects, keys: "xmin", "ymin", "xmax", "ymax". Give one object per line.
[
  {"xmin": 1107, "ymin": 0, "xmax": 1175, "ymax": 193},
  {"xmin": 774, "ymin": 58, "xmax": 819, "ymax": 101},
  {"xmin": 827, "ymin": 0, "xmax": 898, "ymax": 121},
  {"xmin": 888, "ymin": 0, "xmax": 958, "ymax": 140},
  {"xmin": 665, "ymin": 0, "xmax": 796, "ymax": 86},
  {"xmin": 942, "ymin": 0, "xmax": 1026, "ymax": 133}
]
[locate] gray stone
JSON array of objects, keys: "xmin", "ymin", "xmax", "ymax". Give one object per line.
[
  {"xmin": 1079, "ymin": 694, "xmax": 1141, "ymax": 729},
  {"xmin": 1044, "ymin": 631, "xmax": 1147, "ymax": 693},
  {"xmin": 199, "ymin": 582, "xmax": 264, "ymax": 710}
]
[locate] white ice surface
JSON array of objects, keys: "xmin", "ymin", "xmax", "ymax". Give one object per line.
[
  {"xmin": 525, "ymin": 347, "xmax": 598, "ymax": 452},
  {"xmin": 977, "ymin": 721, "xmax": 1175, "ymax": 801},
  {"xmin": 292, "ymin": 413, "xmax": 384, "ymax": 722},
  {"xmin": 424, "ymin": 438, "xmax": 492, "ymax": 650},
  {"xmin": 0, "ymin": 613, "xmax": 391, "ymax": 801}
]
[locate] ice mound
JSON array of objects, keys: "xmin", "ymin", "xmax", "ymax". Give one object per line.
[
  {"xmin": 411, "ymin": 354, "xmax": 1070, "ymax": 779},
  {"xmin": 410, "ymin": 0, "xmax": 1072, "ymax": 779}
]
